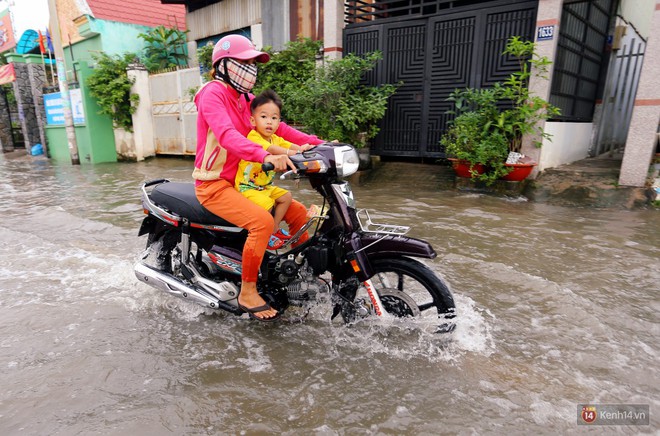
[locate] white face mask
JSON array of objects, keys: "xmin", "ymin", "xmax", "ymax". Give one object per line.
[{"xmin": 224, "ymin": 58, "xmax": 258, "ymax": 94}]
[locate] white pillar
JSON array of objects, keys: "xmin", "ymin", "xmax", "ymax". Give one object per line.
[
  {"xmin": 619, "ymin": 0, "xmax": 660, "ymax": 187},
  {"xmin": 323, "ymin": 0, "xmax": 344, "ymax": 60},
  {"xmin": 187, "ymin": 41, "xmax": 199, "ymax": 67},
  {"xmin": 251, "ymin": 23, "xmax": 264, "ymax": 50},
  {"xmin": 521, "ymin": 0, "xmax": 563, "ymax": 173},
  {"xmin": 127, "ymin": 63, "xmax": 155, "ymax": 161}
]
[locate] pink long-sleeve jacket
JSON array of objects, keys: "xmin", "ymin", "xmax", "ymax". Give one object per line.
[{"xmin": 193, "ymin": 81, "xmax": 323, "ymax": 185}]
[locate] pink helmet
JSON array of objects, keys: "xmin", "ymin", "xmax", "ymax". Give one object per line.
[{"xmin": 211, "ymin": 34, "xmax": 270, "ymax": 67}]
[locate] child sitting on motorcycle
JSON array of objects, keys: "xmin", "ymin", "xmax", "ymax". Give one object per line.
[{"xmin": 235, "ymin": 89, "xmax": 314, "ymax": 250}]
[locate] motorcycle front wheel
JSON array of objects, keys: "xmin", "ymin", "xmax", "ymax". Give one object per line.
[{"xmin": 366, "ymin": 257, "xmax": 456, "ymax": 332}]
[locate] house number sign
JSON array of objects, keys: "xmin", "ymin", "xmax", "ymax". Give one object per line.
[{"xmin": 537, "ymin": 25, "xmax": 555, "ymax": 41}]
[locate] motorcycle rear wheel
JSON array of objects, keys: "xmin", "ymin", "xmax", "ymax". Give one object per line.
[
  {"xmin": 367, "ymin": 257, "xmax": 456, "ymax": 332},
  {"xmin": 145, "ymin": 229, "xmax": 179, "ymax": 273}
]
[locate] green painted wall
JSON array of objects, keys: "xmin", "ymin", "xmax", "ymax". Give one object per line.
[
  {"xmin": 65, "ymin": 34, "xmax": 103, "ymax": 67},
  {"xmin": 65, "ymin": 19, "xmax": 150, "ymax": 67},
  {"xmin": 45, "ymin": 61, "xmax": 116, "ymax": 164},
  {"xmin": 50, "ymin": 18, "xmax": 154, "ymax": 164},
  {"xmin": 97, "ymin": 20, "xmax": 154, "ymax": 56},
  {"xmin": 66, "ymin": 17, "xmax": 187, "ymax": 66}
]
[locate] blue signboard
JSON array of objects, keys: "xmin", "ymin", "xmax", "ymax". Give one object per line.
[
  {"xmin": 44, "ymin": 89, "xmax": 85, "ymax": 125},
  {"xmin": 537, "ymin": 25, "xmax": 555, "ymax": 41}
]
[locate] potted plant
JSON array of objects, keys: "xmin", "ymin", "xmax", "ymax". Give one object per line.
[
  {"xmin": 441, "ymin": 95, "xmax": 509, "ymax": 181},
  {"xmin": 440, "ymin": 36, "xmax": 560, "ymax": 184}
]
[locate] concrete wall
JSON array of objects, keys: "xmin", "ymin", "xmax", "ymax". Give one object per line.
[
  {"xmin": 324, "ymin": 0, "xmax": 344, "ymax": 60},
  {"xmin": 539, "ymin": 122, "xmax": 592, "ymax": 169},
  {"xmin": 262, "ymin": 0, "xmax": 290, "ymax": 51},
  {"xmin": 126, "ymin": 64, "xmax": 155, "ymax": 161},
  {"xmin": 619, "ymin": 0, "xmax": 660, "ymax": 187},
  {"xmin": 526, "ymin": 0, "xmax": 658, "ymax": 184},
  {"xmin": 619, "ymin": 0, "xmax": 656, "ymax": 38},
  {"xmin": 5, "ymin": 54, "xmax": 47, "ymax": 153}
]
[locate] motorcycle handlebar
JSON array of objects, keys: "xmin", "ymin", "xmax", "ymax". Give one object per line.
[
  {"xmin": 261, "ymin": 159, "xmax": 302, "ymax": 174},
  {"xmin": 264, "ymin": 147, "xmax": 316, "ymax": 175}
]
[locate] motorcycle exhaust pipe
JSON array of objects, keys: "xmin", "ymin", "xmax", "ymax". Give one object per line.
[{"xmin": 134, "ymin": 262, "xmax": 239, "ymax": 313}]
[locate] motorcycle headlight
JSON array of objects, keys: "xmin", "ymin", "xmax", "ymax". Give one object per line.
[{"xmin": 333, "ymin": 145, "xmax": 360, "ymax": 178}]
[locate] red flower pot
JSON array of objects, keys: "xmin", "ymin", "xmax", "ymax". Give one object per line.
[
  {"xmin": 500, "ymin": 162, "xmax": 536, "ymax": 181},
  {"xmin": 448, "ymin": 158, "xmax": 486, "ymax": 178}
]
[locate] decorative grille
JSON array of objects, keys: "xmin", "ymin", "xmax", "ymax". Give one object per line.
[
  {"xmin": 549, "ymin": 0, "xmax": 616, "ymax": 121},
  {"xmin": 344, "ymin": 0, "xmax": 537, "ymax": 157},
  {"xmin": 346, "ymin": 0, "xmax": 509, "ymax": 24}
]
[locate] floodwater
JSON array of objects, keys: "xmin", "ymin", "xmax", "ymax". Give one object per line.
[{"xmin": 0, "ymin": 151, "xmax": 658, "ymax": 435}]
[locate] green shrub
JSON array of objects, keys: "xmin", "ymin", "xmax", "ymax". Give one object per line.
[
  {"xmin": 254, "ymin": 37, "xmax": 322, "ymax": 122},
  {"xmin": 197, "ymin": 41, "xmax": 214, "ymax": 79},
  {"xmin": 86, "ymin": 52, "xmax": 140, "ymax": 131},
  {"xmin": 283, "ymin": 51, "xmax": 399, "ymax": 147}
]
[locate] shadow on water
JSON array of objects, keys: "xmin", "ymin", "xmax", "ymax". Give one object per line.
[{"xmin": 0, "ymin": 153, "xmax": 658, "ymax": 434}]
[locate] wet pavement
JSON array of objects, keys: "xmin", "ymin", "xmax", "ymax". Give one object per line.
[
  {"xmin": 361, "ymin": 154, "xmax": 657, "ymax": 210},
  {"xmin": 529, "ymin": 155, "xmax": 655, "ymax": 209}
]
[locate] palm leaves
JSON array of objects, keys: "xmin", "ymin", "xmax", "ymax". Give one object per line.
[{"xmin": 138, "ymin": 25, "xmax": 189, "ymax": 72}]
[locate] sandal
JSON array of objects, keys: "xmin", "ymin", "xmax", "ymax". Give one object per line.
[{"xmin": 238, "ymin": 303, "xmax": 281, "ymax": 323}]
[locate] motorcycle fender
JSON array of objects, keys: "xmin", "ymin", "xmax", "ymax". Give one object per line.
[
  {"xmin": 138, "ymin": 215, "xmax": 157, "ymax": 236},
  {"xmin": 344, "ymin": 233, "xmax": 373, "ymax": 282},
  {"xmin": 343, "ymin": 233, "xmax": 437, "ymax": 281},
  {"xmin": 358, "ymin": 233, "xmax": 437, "ymax": 260}
]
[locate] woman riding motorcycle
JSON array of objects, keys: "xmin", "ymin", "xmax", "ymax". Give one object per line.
[{"xmin": 193, "ymin": 34, "xmax": 324, "ymax": 321}]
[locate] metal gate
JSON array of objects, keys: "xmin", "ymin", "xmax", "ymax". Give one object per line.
[
  {"xmin": 344, "ymin": 0, "xmax": 538, "ymax": 158},
  {"xmin": 548, "ymin": 0, "xmax": 616, "ymax": 123},
  {"xmin": 592, "ymin": 25, "xmax": 646, "ymax": 156},
  {"xmin": 150, "ymin": 68, "xmax": 201, "ymax": 155}
]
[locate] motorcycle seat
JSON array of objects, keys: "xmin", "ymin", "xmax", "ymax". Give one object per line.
[{"xmin": 150, "ymin": 182, "xmax": 239, "ymax": 228}]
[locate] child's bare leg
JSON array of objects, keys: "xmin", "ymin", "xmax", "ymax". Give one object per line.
[{"xmin": 272, "ymin": 192, "xmax": 292, "ymax": 232}]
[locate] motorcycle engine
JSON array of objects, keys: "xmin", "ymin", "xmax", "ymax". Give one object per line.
[{"xmin": 273, "ymin": 254, "xmax": 329, "ymax": 303}]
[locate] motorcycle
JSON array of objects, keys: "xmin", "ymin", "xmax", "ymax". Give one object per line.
[{"xmin": 134, "ymin": 142, "xmax": 456, "ymax": 332}]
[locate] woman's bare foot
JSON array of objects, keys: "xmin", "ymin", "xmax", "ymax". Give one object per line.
[{"xmin": 238, "ymin": 281, "xmax": 278, "ymax": 320}]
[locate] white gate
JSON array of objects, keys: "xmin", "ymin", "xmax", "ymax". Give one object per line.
[{"xmin": 150, "ymin": 68, "xmax": 201, "ymax": 155}]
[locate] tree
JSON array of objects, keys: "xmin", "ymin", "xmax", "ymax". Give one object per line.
[{"xmin": 138, "ymin": 25, "xmax": 189, "ymax": 72}]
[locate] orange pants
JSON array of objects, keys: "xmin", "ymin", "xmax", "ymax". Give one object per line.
[{"xmin": 196, "ymin": 179, "xmax": 309, "ymax": 282}]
